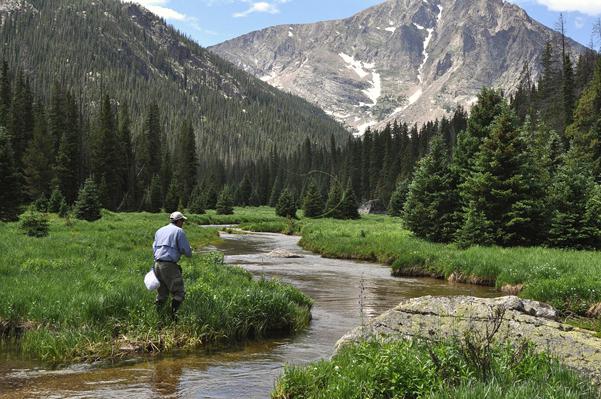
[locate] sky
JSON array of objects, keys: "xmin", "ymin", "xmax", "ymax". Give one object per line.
[{"xmin": 126, "ymin": 0, "xmax": 601, "ymax": 49}]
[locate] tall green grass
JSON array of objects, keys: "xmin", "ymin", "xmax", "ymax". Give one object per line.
[
  {"xmin": 297, "ymin": 216, "xmax": 601, "ymax": 315},
  {"xmin": 201, "ymin": 208, "xmax": 601, "ymax": 316},
  {"xmin": 0, "ymin": 211, "xmax": 312, "ymax": 364},
  {"xmin": 272, "ymin": 339, "xmax": 599, "ymax": 399}
]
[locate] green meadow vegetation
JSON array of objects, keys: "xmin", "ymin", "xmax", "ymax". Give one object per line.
[
  {"xmin": 207, "ymin": 208, "xmax": 601, "ymax": 318},
  {"xmin": 0, "ymin": 211, "xmax": 312, "ymax": 365},
  {"xmin": 271, "ymin": 339, "xmax": 599, "ymax": 399}
]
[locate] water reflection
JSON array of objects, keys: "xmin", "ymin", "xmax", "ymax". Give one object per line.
[{"xmin": 0, "ymin": 230, "xmax": 499, "ymax": 398}]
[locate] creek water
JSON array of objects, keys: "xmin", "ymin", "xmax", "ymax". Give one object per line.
[{"xmin": 0, "ymin": 230, "xmax": 498, "ymax": 399}]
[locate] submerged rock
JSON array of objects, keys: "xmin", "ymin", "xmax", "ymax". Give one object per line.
[
  {"xmin": 336, "ymin": 296, "xmax": 601, "ymax": 383},
  {"xmin": 267, "ymin": 249, "xmax": 304, "ymax": 258}
]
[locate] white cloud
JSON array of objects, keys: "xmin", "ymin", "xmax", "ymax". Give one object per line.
[
  {"xmin": 146, "ymin": 5, "xmax": 188, "ymax": 20},
  {"xmin": 234, "ymin": 2, "xmax": 280, "ymax": 17},
  {"xmin": 126, "ymin": 0, "xmax": 189, "ymax": 21},
  {"xmin": 531, "ymin": 0, "xmax": 601, "ymax": 16},
  {"xmin": 232, "ymin": 0, "xmax": 290, "ymax": 18},
  {"xmin": 575, "ymin": 16, "xmax": 585, "ymax": 28}
]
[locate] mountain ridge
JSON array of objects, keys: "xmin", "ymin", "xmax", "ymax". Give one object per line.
[{"xmin": 210, "ymin": 0, "xmax": 587, "ymax": 134}]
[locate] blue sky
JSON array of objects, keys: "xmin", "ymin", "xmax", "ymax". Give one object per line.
[{"xmin": 128, "ymin": 0, "xmax": 601, "ymax": 49}]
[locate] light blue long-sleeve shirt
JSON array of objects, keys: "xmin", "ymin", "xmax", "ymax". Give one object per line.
[{"xmin": 153, "ymin": 223, "xmax": 192, "ymax": 263}]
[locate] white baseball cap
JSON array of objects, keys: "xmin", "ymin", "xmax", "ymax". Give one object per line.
[{"xmin": 170, "ymin": 211, "xmax": 188, "ymax": 222}]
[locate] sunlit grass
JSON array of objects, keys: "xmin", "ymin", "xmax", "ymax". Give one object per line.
[
  {"xmin": 204, "ymin": 208, "xmax": 601, "ymax": 316},
  {"xmin": 0, "ymin": 211, "xmax": 312, "ymax": 365},
  {"xmin": 272, "ymin": 339, "xmax": 599, "ymax": 399}
]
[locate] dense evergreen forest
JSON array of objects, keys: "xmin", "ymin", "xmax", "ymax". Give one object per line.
[
  {"xmin": 1, "ymin": 15, "xmax": 601, "ymax": 251},
  {"xmin": 0, "ymin": 0, "xmax": 349, "ymax": 161}
]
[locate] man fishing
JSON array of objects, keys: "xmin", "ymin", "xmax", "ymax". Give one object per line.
[{"xmin": 153, "ymin": 211, "xmax": 192, "ymax": 321}]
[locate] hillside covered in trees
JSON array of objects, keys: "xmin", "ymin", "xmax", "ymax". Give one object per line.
[{"xmin": 0, "ymin": 0, "xmax": 349, "ymax": 162}]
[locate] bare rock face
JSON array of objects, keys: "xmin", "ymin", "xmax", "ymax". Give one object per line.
[
  {"xmin": 211, "ymin": 0, "xmax": 586, "ymax": 134},
  {"xmin": 336, "ymin": 296, "xmax": 601, "ymax": 383}
]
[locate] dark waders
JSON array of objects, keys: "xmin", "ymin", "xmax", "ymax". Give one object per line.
[{"xmin": 154, "ymin": 261, "xmax": 185, "ymax": 321}]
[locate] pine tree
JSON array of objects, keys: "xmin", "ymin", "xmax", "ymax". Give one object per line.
[
  {"xmin": 403, "ymin": 136, "xmax": 460, "ymax": 242},
  {"xmin": 116, "ymin": 103, "xmax": 134, "ymax": 210},
  {"xmin": 276, "ymin": 188, "xmax": 297, "ymax": 219},
  {"xmin": 188, "ymin": 184, "xmax": 205, "ymax": 214},
  {"xmin": 325, "ymin": 180, "xmax": 343, "ymax": 219},
  {"xmin": 0, "ymin": 61, "xmax": 10, "ymax": 128},
  {"xmin": 548, "ymin": 154, "xmax": 601, "ymax": 249},
  {"xmin": 563, "ymin": 54, "xmax": 576, "ymax": 128},
  {"xmin": 456, "ymin": 202, "xmax": 496, "ymax": 247},
  {"xmin": 567, "ymin": 58, "xmax": 601, "ymax": 179},
  {"xmin": 164, "ymin": 179, "xmax": 180, "ymax": 213},
  {"xmin": 0, "ymin": 128, "xmax": 20, "ymax": 221},
  {"xmin": 177, "ymin": 120, "xmax": 197, "ymax": 205},
  {"xmin": 58, "ymin": 198, "xmax": 70, "ymax": 218},
  {"xmin": 302, "ymin": 180, "xmax": 324, "ymax": 218},
  {"xmin": 249, "ymin": 189, "xmax": 262, "ymax": 207},
  {"xmin": 136, "ymin": 102, "xmax": 162, "ymax": 191},
  {"xmin": 339, "ymin": 179, "xmax": 360, "ymax": 219},
  {"xmin": 204, "ymin": 183, "xmax": 218, "ymax": 209},
  {"xmin": 90, "ymin": 95, "xmax": 119, "ymax": 210},
  {"xmin": 216, "ymin": 187, "xmax": 234, "ymax": 215},
  {"xmin": 269, "ymin": 175, "xmax": 282, "ymax": 207},
  {"xmin": 387, "ymin": 179, "xmax": 410, "ymax": 217},
  {"xmin": 74, "ymin": 178, "xmax": 102, "ymax": 221},
  {"xmin": 237, "ymin": 174, "xmax": 252, "ymax": 206},
  {"xmin": 48, "ymin": 187, "xmax": 65, "ymax": 213},
  {"xmin": 459, "ymin": 106, "xmax": 547, "ymax": 247},
  {"xmin": 142, "ymin": 175, "xmax": 162, "ymax": 213},
  {"xmin": 19, "ymin": 206, "xmax": 49, "ymax": 237},
  {"xmin": 8, "ymin": 72, "xmax": 34, "ymax": 167},
  {"xmin": 22, "ymin": 104, "xmax": 54, "ymax": 201},
  {"xmin": 451, "ymin": 88, "xmax": 506, "ymax": 184},
  {"xmin": 33, "ymin": 194, "xmax": 48, "ymax": 212},
  {"xmin": 53, "ymin": 132, "xmax": 76, "ymax": 203}
]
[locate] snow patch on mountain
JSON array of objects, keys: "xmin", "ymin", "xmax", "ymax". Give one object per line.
[
  {"xmin": 339, "ymin": 52, "xmax": 371, "ymax": 78},
  {"xmin": 417, "ymin": 5, "xmax": 443, "ymax": 84},
  {"xmin": 362, "ymin": 71, "xmax": 381, "ymax": 107}
]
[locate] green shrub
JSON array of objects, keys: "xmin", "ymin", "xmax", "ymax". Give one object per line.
[
  {"xmin": 74, "ymin": 178, "xmax": 102, "ymax": 221},
  {"xmin": 48, "ymin": 188, "xmax": 65, "ymax": 213},
  {"xmin": 216, "ymin": 187, "xmax": 234, "ymax": 215},
  {"xmin": 19, "ymin": 207, "xmax": 49, "ymax": 237},
  {"xmin": 276, "ymin": 189, "xmax": 297, "ymax": 219}
]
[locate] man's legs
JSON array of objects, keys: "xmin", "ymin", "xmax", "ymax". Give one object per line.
[
  {"xmin": 155, "ymin": 262, "xmax": 185, "ymax": 321},
  {"xmin": 155, "ymin": 263, "xmax": 169, "ymax": 313}
]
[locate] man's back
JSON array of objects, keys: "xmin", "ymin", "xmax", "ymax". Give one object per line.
[{"xmin": 153, "ymin": 223, "xmax": 192, "ymax": 263}]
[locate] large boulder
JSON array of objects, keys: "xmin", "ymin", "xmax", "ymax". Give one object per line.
[{"xmin": 336, "ymin": 296, "xmax": 601, "ymax": 383}]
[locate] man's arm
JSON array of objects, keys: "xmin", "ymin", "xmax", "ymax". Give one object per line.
[{"xmin": 178, "ymin": 231, "xmax": 193, "ymax": 258}]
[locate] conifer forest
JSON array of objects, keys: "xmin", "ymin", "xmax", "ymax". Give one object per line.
[{"xmin": 1, "ymin": 34, "xmax": 601, "ymax": 250}]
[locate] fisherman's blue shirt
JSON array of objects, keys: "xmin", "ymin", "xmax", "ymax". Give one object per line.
[{"xmin": 153, "ymin": 223, "xmax": 192, "ymax": 263}]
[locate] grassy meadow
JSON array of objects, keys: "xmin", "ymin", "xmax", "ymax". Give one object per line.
[
  {"xmin": 0, "ymin": 211, "xmax": 312, "ymax": 365},
  {"xmin": 271, "ymin": 339, "xmax": 599, "ymax": 399},
  {"xmin": 203, "ymin": 208, "xmax": 601, "ymax": 317}
]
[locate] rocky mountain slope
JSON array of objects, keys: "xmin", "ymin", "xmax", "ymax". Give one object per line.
[
  {"xmin": 211, "ymin": 0, "xmax": 587, "ymax": 134},
  {"xmin": 0, "ymin": 0, "xmax": 349, "ymax": 160}
]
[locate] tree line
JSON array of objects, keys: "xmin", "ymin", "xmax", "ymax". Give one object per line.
[
  {"xmin": 2, "ymin": 32, "xmax": 601, "ymax": 251},
  {"xmin": 401, "ymin": 42, "xmax": 601, "ymax": 250}
]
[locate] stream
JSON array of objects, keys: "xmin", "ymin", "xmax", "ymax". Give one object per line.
[{"xmin": 0, "ymin": 230, "xmax": 499, "ymax": 399}]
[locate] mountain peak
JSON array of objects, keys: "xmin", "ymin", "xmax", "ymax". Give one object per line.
[{"xmin": 211, "ymin": 0, "xmax": 586, "ymax": 133}]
